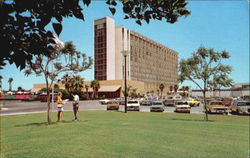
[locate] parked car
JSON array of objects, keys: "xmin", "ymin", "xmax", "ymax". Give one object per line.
[
  {"xmin": 106, "ymin": 101, "xmax": 119, "ymax": 110},
  {"xmin": 186, "ymin": 98, "xmax": 201, "ymax": 107},
  {"xmin": 163, "ymin": 95, "xmax": 182, "ymax": 106},
  {"xmin": 114, "ymin": 97, "xmax": 125, "ymax": 105},
  {"xmin": 99, "ymin": 99, "xmax": 110, "ymax": 105},
  {"xmin": 230, "ymin": 100, "xmax": 250, "ymax": 115},
  {"xmin": 206, "ymin": 101, "xmax": 229, "ymax": 114},
  {"xmin": 174, "ymin": 101, "xmax": 191, "ymax": 113},
  {"xmin": 221, "ymin": 97, "xmax": 233, "ymax": 106},
  {"xmin": 127, "ymin": 100, "xmax": 140, "ymax": 111},
  {"xmin": 204, "ymin": 97, "xmax": 214, "ymax": 104},
  {"xmin": 141, "ymin": 98, "xmax": 153, "ymax": 106},
  {"xmin": 150, "ymin": 101, "xmax": 164, "ymax": 112}
]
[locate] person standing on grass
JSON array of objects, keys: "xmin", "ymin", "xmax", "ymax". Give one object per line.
[
  {"xmin": 56, "ymin": 92, "xmax": 64, "ymax": 121},
  {"xmin": 72, "ymin": 93, "xmax": 80, "ymax": 121}
]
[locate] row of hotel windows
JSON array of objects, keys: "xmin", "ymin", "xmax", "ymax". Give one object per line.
[
  {"xmin": 94, "ymin": 29, "xmax": 106, "ymax": 37},
  {"xmin": 130, "ymin": 34, "xmax": 177, "ymax": 57},
  {"xmin": 95, "ymin": 48, "xmax": 106, "ymax": 54},
  {"xmin": 130, "ymin": 44, "xmax": 177, "ymax": 58},
  {"xmin": 130, "ymin": 53, "xmax": 177, "ymax": 67},
  {"xmin": 131, "ymin": 67, "xmax": 178, "ymax": 75},
  {"xmin": 95, "ymin": 36, "xmax": 105, "ymax": 43}
]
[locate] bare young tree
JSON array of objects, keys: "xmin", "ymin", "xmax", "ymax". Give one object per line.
[{"xmin": 24, "ymin": 40, "xmax": 92, "ymax": 124}]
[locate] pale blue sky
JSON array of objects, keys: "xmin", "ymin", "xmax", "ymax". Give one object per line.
[{"xmin": 0, "ymin": 1, "xmax": 249, "ymax": 90}]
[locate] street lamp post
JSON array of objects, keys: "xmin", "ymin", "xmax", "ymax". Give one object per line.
[{"xmin": 121, "ymin": 50, "xmax": 129, "ymax": 113}]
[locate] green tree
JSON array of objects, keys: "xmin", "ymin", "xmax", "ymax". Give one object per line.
[
  {"xmin": 174, "ymin": 85, "xmax": 178, "ymax": 95},
  {"xmin": 8, "ymin": 77, "xmax": 13, "ymax": 91},
  {"xmin": 169, "ymin": 85, "xmax": 173, "ymax": 94},
  {"xmin": 85, "ymin": 84, "xmax": 90, "ymax": 100},
  {"xmin": 17, "ymin": 86, "xmax": 24, "ymax": 92},
  {"xmin": 1, "ymin": 0, "xmax": 190, "ymax": 69},
  {"xmin": 122, "ymin": 85, "xmax": 133, "ymax": 97},
  {"xmin": 159, "ymin": 83, "xmax": 165, "ymax": 98},
  {"xmin": 68, "ymin": 75, "xmax": 84, "ymax": 94},
  {"xmin": 24, "ymin": 41, "xmax": 92, "ymax": 124},
  {"xmin": 150, "ymin": 90, "xmax": 154, "ymax": 96},
  {"xmin": 179, "ymin": 46, "xmax": 233, "ymax": 121},
  {"xmin": 90, "ymin": 80, "xmax": 100, "ymax": 99},
  {"xmin": 130, "ymin": 88, "xmax": 138, "ymax": 98},
  {"xmin": 184, "ymin": 86, "xmax": 189, "ymax": 97},
  {"xmin": 61, "ymin": 74, "xmax": 71, "ymax": 93}
]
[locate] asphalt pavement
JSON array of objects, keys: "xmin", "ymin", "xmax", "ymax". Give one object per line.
[{"xmin": 0, "ymin": 100, "xmax": 205, "ymax": 116}]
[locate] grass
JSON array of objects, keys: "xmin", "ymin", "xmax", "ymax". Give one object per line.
[{"xmin": 0, "ymin": 111, "xmax": 249, "ymax": 158}]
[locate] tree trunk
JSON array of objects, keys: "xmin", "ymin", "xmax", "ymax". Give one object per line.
[
  {"xmin": 86, "ymin": 89, "xmax": 89, "ymax": 100},
  {"xmin": 45, "ymin": 79, "xmax": 51, "ymax": 124},
  {"xmin": 96, "ymin": 90, "xmax": 98, "ymax": 99},
  {"xmin": 9, "ymin": 83, "xmax": 12, "ymax": 91},
  {"xmin": 203, "ymin": 90, "xmax": 208, "ymax": 121},
  {"xmin": 92, "ymin": 88, "xmax": 95, "ymax": 99}
]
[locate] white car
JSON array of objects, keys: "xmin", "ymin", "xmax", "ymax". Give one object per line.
[
  {"xmin": 99, "ymin": 99, "xmax": 110, "ymax": 105},
  {"xmin": 127, "ymin": 100, "xmax": 140, "ymax": 111},
  {"xmin": 174, "ymin": 101, "xmax": 191, "ymax": 113}
]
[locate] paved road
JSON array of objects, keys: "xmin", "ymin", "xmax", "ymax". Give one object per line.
[{"xmin": 0, "ymin": 100, "xmax": 204, "ymax": 116}]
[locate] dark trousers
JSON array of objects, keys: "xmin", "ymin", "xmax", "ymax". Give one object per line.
[{"xmin": 73, "ymin": 103, "xmax": 79, "ymax": 120}]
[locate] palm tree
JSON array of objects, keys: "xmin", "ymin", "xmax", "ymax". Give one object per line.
[
  {"xmin": 17, "ymin": 86, "xmax": 24, "ymax": 92},
  {"xmin": 150, "ymin": 90, "xmax": 154, "ymax": 97},
  {"xmin": 70, "ymin": 75, "xmax": 84, "ymax": 94},
  {"xmin": 174, "ymin": 84, "xmax": 178, "ymax": 95},
  {"xmin": 95, "ymin": 82, "xmax": 100, "ymax": 99},
  {"xmin": 8, "ymin": 77, "xmax": 13, "ymax": 91},
  {"xmin": 159, "ymin": 83, "xmax": 165, "ymax": 98},
  {"xmin": 61, "ymin": 74, "xmax": 71, "ymax": 93},
  {"xmin": 122, "ymin": 85, "xmax": 132, "ymax": 97},
  {"xmin": 91, "ymin": 80, "xmax": 100, "ymax": 99},
  {"xmin": 85, "ymin": 84, "xmax": 89, "ymax": 100},
  {"xmin": 169, "ymin": 85, "xmax": 173, "ymax": 94},
  {"xmin": 156, "ymin": 89, "xmax": 160, "ymax": 97},
  {"xmin": 185, "ymin": 86, "xmax": 189, "ymax": 97},
  {"xmin": 0, "ymin": 75, "xmax": 2, "ymax": 91}
]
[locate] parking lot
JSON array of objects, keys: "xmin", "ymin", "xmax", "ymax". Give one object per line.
[{"xmin": 0, "ymin": 100, "xmax": 205, "ymax": 116}]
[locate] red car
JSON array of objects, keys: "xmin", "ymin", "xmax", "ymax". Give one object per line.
[{"xmin": 221, "ymin": 97, "xmax": 233, "ymax": 106}]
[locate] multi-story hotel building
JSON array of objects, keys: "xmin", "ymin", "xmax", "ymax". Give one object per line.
[
  {"xmin": 31, "ymin": 17, "xmax": 178, "ymax": 98},
  {"xmin": 94, "ymin": 17, "xmax": 178, "ymax": 96}
]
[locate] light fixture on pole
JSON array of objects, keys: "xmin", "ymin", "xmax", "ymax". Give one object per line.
[{"xmin": 121, "ymin": 50, "xmax": 129, "ymax": 113}]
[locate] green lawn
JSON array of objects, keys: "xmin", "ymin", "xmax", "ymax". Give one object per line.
[{"xmin": 1, "ymin": 111, "xmax": 249, "ymax": 158}]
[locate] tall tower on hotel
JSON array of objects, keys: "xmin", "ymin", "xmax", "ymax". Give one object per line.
[{"xmin": 94, "ymin": 17, "xmax": 115, "ymax": 80}]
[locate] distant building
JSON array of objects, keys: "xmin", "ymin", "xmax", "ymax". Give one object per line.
[
  {"xmin": 94, "ymin": 17, "xmax": 178, "ymax": 95},
  {"xmin": 191, "ymin": 83, "xmax": 250, "ymax": 98}
]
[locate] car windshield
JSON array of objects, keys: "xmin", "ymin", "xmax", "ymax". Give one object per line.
[
  {"xmin": 237, "ymin": 102, "xmax": 250, "ymax": 106},
  {"xmin": 177, "ymin": 102, "xmax": 188, "ymax": 105},
  {"xmin": 152, "ymin": 102, "xmax": 162, "ymax": 105},
  {"xmin": 210, "ymin": 102, "xmax": 223, "ymax": 105},
  {"xmin": 128, "ymin": 101, "xmax": 138, "ymax": 104},
  {"xmin": 167, "ymin": 97, "xmax": 173, "ymax": 99},
  {"xmin": 222, "ymin": 98, "xmax": 232, "ymax": 101}
]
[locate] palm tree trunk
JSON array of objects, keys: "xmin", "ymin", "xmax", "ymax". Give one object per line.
[
  {"xmin": 86, "ymin": 89, "xmax": 89, "ymax": 100},
  {"xmin": 9, "ymin": 82, "xmax": 12, "ymax": 91}
]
